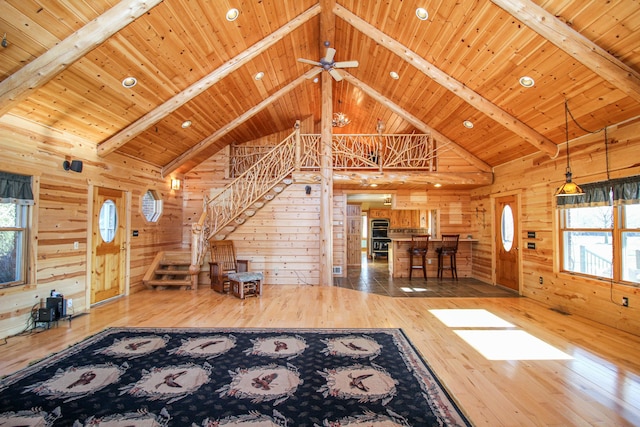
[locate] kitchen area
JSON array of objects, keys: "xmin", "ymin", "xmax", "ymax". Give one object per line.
[{"xmin": 366, "ymin": 206, "xmax": 476, "ymax": 279}]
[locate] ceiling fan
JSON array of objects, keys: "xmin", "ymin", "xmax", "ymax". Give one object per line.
[{"xmin": 298, "ymin": 43, "xmax": 359, "ymax": 82}]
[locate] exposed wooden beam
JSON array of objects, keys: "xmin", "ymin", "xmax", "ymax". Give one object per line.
[
  {"xmin": 340, "ymin": 71, "xmax": 493, "ymax": 173},
  {"xmin": 0, "ymin": 0, "xmax": 163, "ymax": 117},
  {"xmin": 162, "ymin": 70, "xmax": 317, "ymax": 175},
  {"xmin": 98, "ymin": 4, "xmax": 322, "ymax": 157},
  {"xmin": 491, "ymin": 0, "xmax": 640, "ymax": 103},
  {"xmin": 334, "ymin": 4, "xmax": 559, "ymax": 159}
]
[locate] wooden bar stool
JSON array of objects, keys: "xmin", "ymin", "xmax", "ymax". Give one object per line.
[
  {"xmin": 437, "ymin": 234, "xmax": 460, "ymax": 279},
  {"xmin": 408, "ymin": 234, "xmax": 429, "ymax": 280}
]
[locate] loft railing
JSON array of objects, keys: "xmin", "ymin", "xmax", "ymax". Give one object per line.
[{"xmin": 191, "ymin": 130, "xmax": 436, "ymax": 272}]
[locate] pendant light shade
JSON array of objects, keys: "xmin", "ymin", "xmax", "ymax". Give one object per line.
[
  {"xmin": 555, "ymin": 100, "xmax": 585, "ymax": 197},
  {"xmin": 554, "ymin": 170, "xmax": 584, "ymax": 196}
]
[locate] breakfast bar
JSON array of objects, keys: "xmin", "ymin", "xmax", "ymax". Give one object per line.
[{"xmin": 388, "ymin": 234, "xmax": 477, "ymax": 279}]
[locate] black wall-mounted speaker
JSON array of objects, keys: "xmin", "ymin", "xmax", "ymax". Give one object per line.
[
  {"xmin": 305, "ymin": 185, "xmax": 312, "ymax": 195},
  {"xmin": 63, "ymin": 160, "xmax": 83, "ymax": 173}
]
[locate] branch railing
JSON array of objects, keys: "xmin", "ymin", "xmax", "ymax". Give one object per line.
[
  {"xmin": 191, "ymin": 131, "xmax": 298, "ymax": 269},
  {"xmin": 190, "ymin": 130, "xmax": 436, "ymax": 272}
]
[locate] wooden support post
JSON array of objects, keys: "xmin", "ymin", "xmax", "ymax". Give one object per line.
[
  {"xmin": 294, "ymin": 120, "xmax": 301, "ymax": 172},
  {"xmin": 320, "ymin": 71, "xmax": 334, "ymax": 286}
]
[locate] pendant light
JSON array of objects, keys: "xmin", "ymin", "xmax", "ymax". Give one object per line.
[{"xmin": 554, "ymin": 100, "xmax": 585, "ymax": 197}]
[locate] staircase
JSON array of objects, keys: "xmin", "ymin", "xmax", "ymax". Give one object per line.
[
  {"xmin": 142, "ymin": 251, "xmax": 197, "ymax": 289},
  {"xmin": 144, "ymin": 131, "xmax": 300, "ymax": 289}
]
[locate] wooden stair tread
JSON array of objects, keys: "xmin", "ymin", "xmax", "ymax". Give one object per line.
[
  {"xmin": 144, "ymin": 279, "xmax": 192, "ymax": 286},
  {"xmin": 154, "ymin": 269, "xmax": 190, "ymax": 275}
]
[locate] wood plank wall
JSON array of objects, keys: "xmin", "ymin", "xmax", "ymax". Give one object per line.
[
  {"xmin": 0, "ymin": 115, "xmax": 184, "ymax": 339},
  {"xmin": 471, "ymin": 117, "xmax": 640, "ymax": 336}
]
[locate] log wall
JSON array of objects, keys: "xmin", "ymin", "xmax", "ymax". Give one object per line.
[
  {"xmin": 0, "ymin": 115, "xmax": 184, "ymax": 339},
  {"xmin": 471, "ymin": 117, "xmax": 640, "ymax": 336}
]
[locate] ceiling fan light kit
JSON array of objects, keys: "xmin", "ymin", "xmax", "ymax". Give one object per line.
[{"xmin": 298, "ymin": 44, "xmax": 359, "ymax": 82}]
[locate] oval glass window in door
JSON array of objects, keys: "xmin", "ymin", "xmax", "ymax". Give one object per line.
[
  {"xmin": 99, "ymin": 199, "xmax": 117, "ymax": 243},
  {"xmin": 501, "ymin": 204, "xmax": 514, "ymax": 251}
]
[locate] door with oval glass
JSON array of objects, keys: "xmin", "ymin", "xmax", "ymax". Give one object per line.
[
  {"xmin": 495, "ymin": 194, "xmax": 519, "ymax": 292},
  {"xmin": 91, "ymin": 187, "xmax": 126, "ymax": 304}
]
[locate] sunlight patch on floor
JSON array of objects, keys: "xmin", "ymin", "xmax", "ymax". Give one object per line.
[
  {"xmin": 429, "ymin": 309, "xmax": 515, "ymax": 328},
  {"xmin": 429, "ymin": 309, "xmax": 573, "ymax": 361},
  {"xmin": 455, "ymin": 330, "xmax": 574, "ymax": 360},
  {"xmin": 400, "ymin": 287, "xmax": 428, "ymax": 292}
]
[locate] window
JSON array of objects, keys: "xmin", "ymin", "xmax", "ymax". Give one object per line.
[
  {"xmin": 141, "ymin": 190, "xmax": 162, "ymax": 223},
  {"xmin": 558, "ymin": 176, "xmax": 640, "ymax": 285},
  {"xmin": 0, "ymin": 172, "xmax": 34, "ymax": 288}
]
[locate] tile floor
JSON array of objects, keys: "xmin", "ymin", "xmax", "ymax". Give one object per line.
[{"xmin": 333, "ymin": 253, "xmax": 519, "ymax": 298}]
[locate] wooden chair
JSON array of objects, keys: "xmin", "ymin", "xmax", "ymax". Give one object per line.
[
  {"xmin": 437, "ymin": 234, "xmax": 460, "ymax": 279},
  {"xmin": 209, "ymin": 240, "xmax": 248, "ymax": 293},
  {"xmin": 408, "ymin": 234, "xmax": 429, "ymax": 280}
]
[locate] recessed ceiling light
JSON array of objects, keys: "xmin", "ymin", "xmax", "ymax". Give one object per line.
[
  {"xmin": 416, "ymin": 8, "xmax": 429, "ymax": 21},
  {"xmin": 254, "ymin": 71, "xmax": 264, "ymax": 80},
  {"xmin": 122, "ymin": 77, "xmax": 137, "ymax": 88},
  {"xmin": 519, "ymin": 76, "xmax": 535, "ymax": 87},
  {"xmin": 313, "ymin": 77, "xmax": 319, "ymax": 83},
  {"xmin": 226, "ymin": 8, "xmax": 239, "ymax": 21},
  {"xmin": 390, "ymin": 71, "xmax": 399, "ymax": 80},
  {"xmin": 181, "ymin": 120, "xmax": 192, "ymax": 129},
  {"xmin": 370, "ymin": 183, "xmax": 378, "ymax": 187},
  {"xmin": 463, "ymin": 120, "xmax": 474, "ymax": 129},
  {"xmin": 434, "ymin": 183, "xmax": 442, "ymax": 188}
]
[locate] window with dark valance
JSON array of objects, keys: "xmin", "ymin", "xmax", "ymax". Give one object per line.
[
  {"xmin": 556, "ymin": 176, "xmax": 640, "ymax": 208},
  {"xmin": 0, "ymin": 172, "xmax": 34, "ymax": 205}
]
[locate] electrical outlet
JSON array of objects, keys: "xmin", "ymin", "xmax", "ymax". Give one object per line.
[
  {"xmin": 622, "ymin": 297, "xmax": 629, "ymax": 307},
  {"xmin": 73, "ymin": 241, "xmax": 79, "ymax": 249},
  {"xmin": 539, "ymin": 276, "xmax": 543, "ymax": 284},
  {"xmin": 67, "ymin": 299, "xmax": 73, "ymax": 308},
  {"xmin": 427, "ymin": 259, "xmax": 432, "ymax": 265}
]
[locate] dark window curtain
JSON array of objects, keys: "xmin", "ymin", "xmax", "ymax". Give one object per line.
[
  {"xmin": 0, "ymin": 172, "xmax": 34, "ymax": 205},
  {"xmin": 556, "ymin": 175, "xmax": 640, "ymax": 208},
  {"xmin": 613, "ymin": 176, "xmax": 640, "ymax": 205}
]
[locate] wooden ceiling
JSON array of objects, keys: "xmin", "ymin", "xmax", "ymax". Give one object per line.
[{"xmin": 1, "ymin": 0, "xmax": 639, "ymax": 179}]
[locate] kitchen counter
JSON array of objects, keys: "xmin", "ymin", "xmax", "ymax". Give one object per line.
[{"xmin": 388, "ymin": 236, "xmax": 477, "ymax": 278}]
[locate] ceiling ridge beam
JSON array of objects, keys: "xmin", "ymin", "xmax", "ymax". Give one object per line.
[
  {"xmin": 340, "ymin": 71, "xmax": 492, "ymax": 173},
  {"xmin": 161, "ymin": 70, "xmax": 316, "ymax": 175},
  {"xmin": 0, "ymin": 0, "xmax": 164, "ymax": 117},
  {"xmin": 334, "ymin": 4, "xmax": 559, "ymax": 159},
  {"xmin": 98, "ymin": 3, "xmax": 322, "ymax": 157},
  {"xmin": 491, "ymin": 0, "xmax": 640, "ymax": 103}
]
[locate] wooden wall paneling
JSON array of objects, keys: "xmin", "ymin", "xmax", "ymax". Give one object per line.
[
  {"xmin": 232, "ymin": 184, "xmax": 321, "ymax": 286},
  {"xmin": 332, "ymin": 193, "xmax": 347, "ymax": 276},
  {"xmin": 0, "ymin": 115, "xmax": 183, "ymax": 339},
  {"xmin": 472, "ymin": 118, "xmax": 640, "ymax": 336}
]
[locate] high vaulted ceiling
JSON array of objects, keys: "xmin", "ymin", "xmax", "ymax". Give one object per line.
[{"xmin": 1, "ymin": 0, "xmax": 639, "ymax": 182}]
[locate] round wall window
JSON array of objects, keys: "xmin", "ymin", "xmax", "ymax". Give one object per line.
[
  {"xmin": 99, "ymin": 199, "xmax": 117, "ymax": 243},
  {"xmin": 501, "ymin": 204, "xmax": 514, "ymax": 251}
]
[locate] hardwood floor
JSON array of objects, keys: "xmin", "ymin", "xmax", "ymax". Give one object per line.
[{"xmin": 1, "ymin": 281, "xmax": 639, "ymax": 426}]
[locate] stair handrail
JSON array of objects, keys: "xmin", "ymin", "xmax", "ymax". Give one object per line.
[{"xmin": 191, "ymin": 128, "xmax": 304, "ymax": 269}]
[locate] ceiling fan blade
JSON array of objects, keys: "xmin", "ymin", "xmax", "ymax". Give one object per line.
[
  {"xmin": 334, "ymin": 60, "xmax": 359, "ymax": 68},
  {"xmin": 298, "ymin": 58, "xmax": 322, "ymax": 66},
  {"xmin": 329, "ymin": 68, "xmax": 343, "ymax": 81},
  {"xmin": 306, "ymin": 68, "xmax": 322, "ymax": 79},
  {"xmin": 324, "ymin": 47, "xmax": 336, "ymax": 63}
]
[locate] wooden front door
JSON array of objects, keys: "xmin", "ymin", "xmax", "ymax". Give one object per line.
[
  {"xmin": 91, "ymin": 187, "xmax": 126, "ymax": 304},
  {"xmin": 495, "ymin": 194, "xmax": 520, "ymax": 292}
]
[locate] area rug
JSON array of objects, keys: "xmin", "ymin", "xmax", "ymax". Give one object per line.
[{"xmin": 0, "ymin": 327, "xmax": 471, "ymax": 426}]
